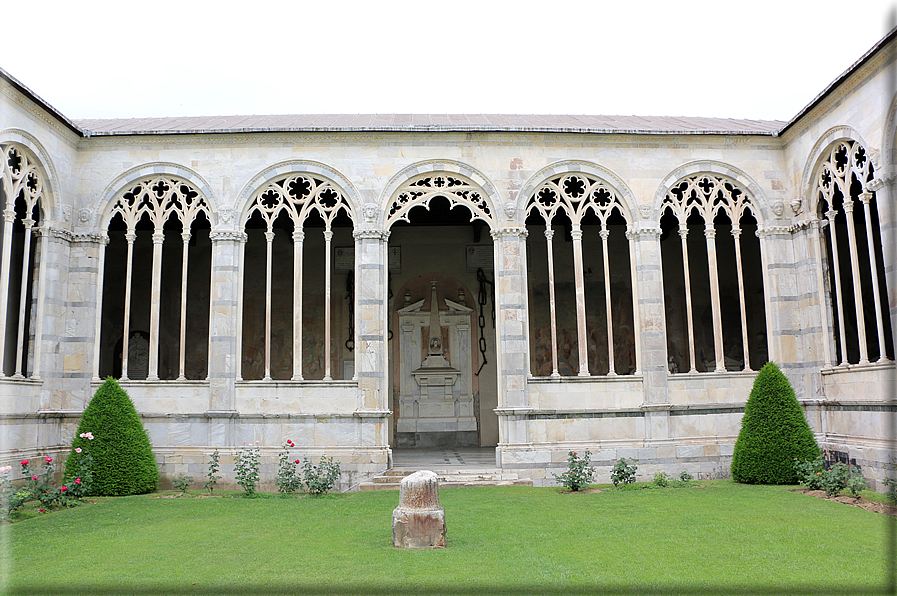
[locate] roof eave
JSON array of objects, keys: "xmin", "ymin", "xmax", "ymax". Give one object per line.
[{"xmin": 0, "ymin": 67, "xmax": 85, "ymax": 137}]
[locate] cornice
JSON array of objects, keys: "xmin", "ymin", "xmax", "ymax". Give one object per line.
[
  {"xmin": 0, "ymin": 80, "xmax": 81, "ymax": 146},
  {"xmin": 209, "ymin": 230, "xmax": 248, "ymax": 242},
  {"xmin": 353, "ymin": 229, "xmax": 390, "ymax": 241}
]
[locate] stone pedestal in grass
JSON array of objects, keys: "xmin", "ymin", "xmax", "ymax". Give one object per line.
[{"xmin": 392, "ymin": 470, "xmax": 446, "ymax": 548}]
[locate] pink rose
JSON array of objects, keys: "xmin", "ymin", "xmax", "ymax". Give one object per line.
[
  {"xmin": 31, "ymin": 475, "xmax": 38, "ymax": 481},
  {"xmin": 46, "ymin": 457, "xmax": 52, "ymax": 463},
  {"xmin": 39, "ymin": 509, "xmax": 46, "ymax": 513},
  {"xmin": 75, "ymin": 478, "xmax": 81, "ymax": 484},
  {"xmin": 59, "ymin": 486, "xmax": 67, "ymax": 491},
  {"xmin": 75, "ymin": 448, "xmax": 82, "ymax": 453}
]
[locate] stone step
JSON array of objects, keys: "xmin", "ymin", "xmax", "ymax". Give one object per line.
[{"xmin": 358, "ymin": 468, "xmax": 533, "ymax": 491}]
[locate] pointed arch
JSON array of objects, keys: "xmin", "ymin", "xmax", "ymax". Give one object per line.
[
  {"xmin": 0, "ymin": 142, "xmax": 50, "ymax": 377},
  {"xmin": 238, "ymin": 163, "xmax": 357, "ymax": 382},
  {"xmin": 379, "ymin": 160, "xmax": 500, "ymax": 230},
  {"xmin": 521, "ymin": 163, "xmax": 638, "ymax": 378},
  {"xmin": 811, "ymin": 136, "xmax": 893, "ymax": 365},
  {"xmin": 97, "ymin": 170, "xmax": 214, "ymax": 381},
  {"xmin": 658, "ymin": 166, "xmax": 768, "ymax": 375}
]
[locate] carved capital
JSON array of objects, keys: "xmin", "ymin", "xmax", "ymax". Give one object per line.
[
  {"xmin": 209, "ymin": 230, "xmax": 248, "ymax": 243},
  {"xmin": 292, "ymin": 230, "xmax": 305, "ymax": 242},
  {"xmin": 322, "ymin": 230, "xmax": 334, "ymax": 242},
  {"xmin": 490, "ymin": 227, "xmax": 528, "ymax": 240},
  {"xmin": 866, "ymin": 177, "xmax": 886, "ymax": 192},
  {"xmin": 152, "ymin": 231, "xmax": 166, "ymax": 244},
  {"xmin": 353, "ymin": 229, "xmax": 390, "ymax": 241},
  {"xmin": 626, "ymin": 226, "xmax": 661, "ymax": 240}
]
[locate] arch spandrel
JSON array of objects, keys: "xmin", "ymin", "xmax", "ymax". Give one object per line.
[{"xmin": 378, "ymin": 160, "xmax": 501, "ymax": 230}]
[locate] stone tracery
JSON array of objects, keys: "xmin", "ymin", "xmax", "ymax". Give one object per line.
[
  {"xmin": 815, "ymin": 140, "xmax": 894, "ymax": 365},
  {"xmin": 660, "ymin": 174, "xmax": 766, "ymax": 373},
  {"xmin": 388, "ymin": 175, "xmax": 493, "ymax": 228},
  {"xmin": 100, "ymin": 176, "xmax": 211, "ymax": 380},
  {"xmin": 0, "ymin": 144, "xmax": 43, "ymax": 378},
  {"xmin": 525, "ymin": 173, "xmax": 636, "ymax": 377},
  {"xmin": 241, "ymin": 174, "xmax": 355, "ymax": 381}
]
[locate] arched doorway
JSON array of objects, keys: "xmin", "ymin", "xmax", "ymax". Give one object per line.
[{"xmin": 385, "ymin": 174, "xmax": 498, "ymax": 449}]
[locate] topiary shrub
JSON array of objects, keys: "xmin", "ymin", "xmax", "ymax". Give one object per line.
[
  {"xmin": 731, "ymin": 362, "xmax": 819, "ymax": 484},
  {"xmin": 64, "ymin": 377, "xmax": 159, "ymax": 495}
]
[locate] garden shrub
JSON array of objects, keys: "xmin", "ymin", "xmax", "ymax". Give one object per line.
[
  {"xmin": 65, "ymin": 377, "xmax": 158, "ymax": 496},
  {"xmin": 302, "ymin": 456, "xmax": 341, "ymax": 496},
  {"xmin": 553, "ymin": 451, "xmax": 595, "ymax": 491},
  {"xmin": 611, "ymin": 458, "xmax": 637, "ymax": 487},
  {"xmin": 793, "ymin": 455, "xmax": 825, "ymax": 489},
  {"xmin": 731, "ymin": 362, "xmax": 819, "ymax": 484}
]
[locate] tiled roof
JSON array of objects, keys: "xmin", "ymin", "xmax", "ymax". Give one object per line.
[{"xmin": 74, "ymin": 113, "xmax": 785, "ymax": 136}]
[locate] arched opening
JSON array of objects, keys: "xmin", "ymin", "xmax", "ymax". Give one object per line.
[
  {"xmin": 816, "ymin": 140, "xmax": 894, "ymax": 364},
  {"xmin": 386, "ymin": 176, "xmax": 498, "ymax": 449},
  {"xmin": 0, "ymin": 144, "xmax": 43, "ymax": 378},
  {"xmin": 524, "ymin": 173, "xmax": 637, "ymax": 377},
  {"xmin": 239, "ymin": 174, "xmax": 355, "ymax": 381},
  {"xmin": 98, "ymin": 177, "xmax": 212, "ymax": 380},
  {"xmin": 660, "ymin": 174, "xmax": 768, "ymax": 373}
]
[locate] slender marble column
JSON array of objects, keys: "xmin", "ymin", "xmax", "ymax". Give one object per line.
[
  {"xmin": 0, "ymin": 207, "xmax": 16, "ymax": 376},
  {"xmin": 824, "ymin": 209, "xmax": 848, "ymax": 365},
  {"xmin": 600, "ymin": 226, "xmax": 615, "ymax": 375},
  {"xmin": 120, "ymin": 231, "xmax": 137, "ymax": 380},
  {"xmin": 147, "ymin": 230, "xmax": 165, "ymax": 380},
  {"xmin": 570, "ymin": 225, "xmax": 589, "ymax": 376},
  {"xmin": 264, "ymin": 230, "xmax": 275, "ymax": 380},
  {"xmin": 704, "ymin": 223, "xmax": 725, "ymax": 372},
  {"xmin": 323, "ymin": 229, "xmax": 333, "ymax": 380},
  {"xmin": 842, "ymin": 199, "xmax": 868, "ymax": 363},
  {"xmin": 292, "ymin": 229, "xmax": 305, "ymax": 380},
  {"xmin": 177, "ymin": 231, "xmax": 191, "ymax": 380},
  {"xmin": 544, "ymin": 228, "xmax": 560, "ymax": 377},
  {"xmin": 859, "ymin": 192, "xmax": 887, "ymax": 361},
  {"xmin": 13, "ymin": 218, "xmax": 34, "ymax": 377},
  {"xmin": 731, "ymin": 226, "xmax": 751, "ymax": 370},
  {"xmin": 679, "ymin": 224, "xmax": 697, "ymax": 373}
]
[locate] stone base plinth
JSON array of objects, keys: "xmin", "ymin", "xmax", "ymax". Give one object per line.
[{"xmin": 392, "ymin": 470, "xmax": 446, "ymax": 548}]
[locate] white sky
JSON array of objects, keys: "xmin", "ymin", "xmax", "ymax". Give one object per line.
[{"xmin": 6, "ymin": 0, "xmax": 897, "ymax": 121}]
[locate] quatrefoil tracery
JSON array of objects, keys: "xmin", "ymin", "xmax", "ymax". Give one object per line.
[
  {"xmin": 526, "ymin": 174, "xmax": 627, "ymax": 226},
  {"xmin": 112, "ymin": 177, "xmax": 209, "ymax": 231},
  {"xmin": 817, "ymin": 141, "xmax": 874, "ymax": 211},
  {"xmin": 662, "ymin": 174, "xmax": 755, "ymax": 226},
  {"xmin": 246, "ymin": 175, "xmax": 353, "ymax": 231},
  {"xmin": 1, "ymin": 145, "xmax": 43, "ymax": 222}
]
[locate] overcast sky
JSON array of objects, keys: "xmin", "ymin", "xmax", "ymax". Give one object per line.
[{"xmin": 6, "ymin": 1, "xmax": 897, "ymax": 122}]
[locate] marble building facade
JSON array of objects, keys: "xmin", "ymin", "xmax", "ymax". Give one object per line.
[{"xmin": 1, "ymin": 30, "xmax": 895, "ymax": 489}]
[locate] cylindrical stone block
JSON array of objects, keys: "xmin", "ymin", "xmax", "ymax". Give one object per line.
[{"xmin": 392, "ymin": 470, "xmax": 446, "ymax": 548}]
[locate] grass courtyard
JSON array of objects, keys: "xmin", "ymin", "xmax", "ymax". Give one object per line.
[{"xmin": 4, "ymin": 480, "xmax": 894, "ymax": 595}]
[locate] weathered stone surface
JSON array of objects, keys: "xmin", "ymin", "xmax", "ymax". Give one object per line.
[{"xmin": 392, "ymin": 470, "xmax": 446, "ymax": 548}]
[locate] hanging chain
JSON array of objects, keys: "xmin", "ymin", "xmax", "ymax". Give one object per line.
[
  {"xmin": 345, "ymin": 272, "xmax": 355, "ymax": 351},
  {"xmin": 476, "ymin": 268, "xmax": 494, "ymax": 376}
]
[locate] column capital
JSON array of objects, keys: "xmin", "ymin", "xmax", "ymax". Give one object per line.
[
  {"xmin": 323, "ymin": 230, "xmax": 334, "ymax": 242},
  {"xmin": 704, "ymin": 223, "xmax": 716, "ymax": 239},
  {"xmin": 264, "ymin": 231, "xmax": 276, "ymax": 243},
  {"xmin": 181, "ymin": 231, "xmax": 192, "ymax": 243},
  {"xmin": 292, "ymin": 229, "xmax": 305, "ymax": 242},
  {"xmin": 152, "ymin": 231, "xmax": 166, "ymax": 244},
  {"xmin": 353, "ymin": 229, "xmax": 390, "ymax": 241},
  {"xmin": 858, "ymin": 191, "xmax": 873, "ymax": 204},
  {"xmin": 2, "ymin": 208, "xmax": 16, "ymax": 222},
  {"xmin": 490, "ymin": 226, "xmax": 528, "ymax": 240},
  {"xmin": 209, "ymin": 230, "xmax": 248, "ymax": 243},
  {"xmin": 626, "ymin": 226, "xmax": 661, "ymax": 240}
]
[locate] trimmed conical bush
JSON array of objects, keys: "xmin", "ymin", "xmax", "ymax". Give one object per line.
[
  {"xmin": 64, "ymin": 377, "xmax": 158, "ymax": 495},
  {"xmin": 731, "ymin": 362, "xmax": 819, "ymax": 484}
]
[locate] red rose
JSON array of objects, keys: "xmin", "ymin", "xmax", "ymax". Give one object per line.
[
  {"xmin": 20, "ymin": 460, "xmax": 28, "ymax": 466},
  {"xmin": 75, "ymin": 478, "xmax": 82, "ymax": 484},
  {"xmin": 295, "ymin": 460, "xmax": 300, "ymax": 464},
  {"xmin": 59, "ymin": 486, "xmax": 67, "ymax": 491}
]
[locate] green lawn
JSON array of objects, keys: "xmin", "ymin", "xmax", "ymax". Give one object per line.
[{"xmin": 4, "ymin": 481, "xmax": 894, "ymax": 595}]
